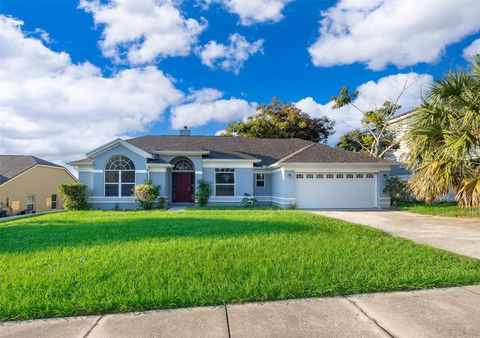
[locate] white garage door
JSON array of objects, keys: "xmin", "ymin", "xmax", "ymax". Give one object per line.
[{"xmin": 295, "ymin": 173, "xmax": 377, "ymax": 209}]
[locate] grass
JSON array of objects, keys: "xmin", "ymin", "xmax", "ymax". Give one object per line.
[
  {"xmin": 397, "ymin": 202, "xmax": 480, "ymax": 217},
  {"xmin": 1, "ymin": 209, "xmax": 479, "ymax": 321}
]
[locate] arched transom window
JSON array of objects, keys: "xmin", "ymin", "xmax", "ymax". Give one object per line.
[
  {"xmin": 105, "ymin": 155, "xmax": 135, "ymax": 197},
  {"xmin": 172, "ymin": 158, "xmax": 194, "ymax": 172}
]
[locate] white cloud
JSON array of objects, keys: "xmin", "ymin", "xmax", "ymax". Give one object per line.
[
  {"xmin": 79, "ymin": 0, "xmax": 207, "ymax": 64},
  {"xmin": 463, "ymin": 39, "xmax": 480, "ymax": 61},
  {"xmin": 309, "ymin": 0, "xmax": 480, "ymax": 70},
  {"xmin": 171, "ymin": 88, "xmax": 257, "ymax": 128},
  {"xmin": 0, "ymin": 15, "xmax": 183, "ymax": 163},
  {"xmin": 296, "ymin": 72, "xmax": 433, "ymax": 144},
  {"xmin": 198, "ymin": 33, "xmax": 264, "ymax": 74},
  {"xmin": 203, "ymin": 0, "xmax": 290, "ymax": 25}
]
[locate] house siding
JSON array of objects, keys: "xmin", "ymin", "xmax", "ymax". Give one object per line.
[
  {"xmin": 253, "ymin": 172, "xmax": 272, "ymax": 203},
  {"xmin": 0, "ymin": 166, "xmax": 76, "ymax": 214}
]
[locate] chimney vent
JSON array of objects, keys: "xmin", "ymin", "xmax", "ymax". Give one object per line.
[{"xmin": 179, "ymin": 126, "xmax": 191, "ymax": 136}]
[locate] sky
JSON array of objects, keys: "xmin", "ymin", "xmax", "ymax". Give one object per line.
[{"xmin": 1, "ymin": 0, "xmax": 480, "ymax": 165}]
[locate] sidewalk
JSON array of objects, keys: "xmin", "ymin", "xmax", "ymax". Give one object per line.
[{"xmin": 2, "ymin": 285, "xmax": 479, "ymax": 338}]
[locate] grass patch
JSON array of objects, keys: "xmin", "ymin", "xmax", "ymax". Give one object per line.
[
  {"xmin": 397, "ymin": 202, "xmax": 480, "ymax": 217},
  {"xmin": 1, "ymin": 209, "xmax": 479, "ymax": 321}
]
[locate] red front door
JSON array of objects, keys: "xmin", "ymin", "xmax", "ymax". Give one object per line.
[{"xmin": 173, "ymin": 173, "xmax": 194, "ymax": 203}]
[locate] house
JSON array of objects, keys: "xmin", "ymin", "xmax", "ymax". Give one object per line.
[
  {"xmin": 69, "ymin": 133, "xmax": 395, "ymax": 209},
  {"xmin": 0, "ymin": 155, "xmax": 77, "ymax": 215},
  {"xmin": 387, "ymin": 110, "xmax": 416, "ymax": 178}
]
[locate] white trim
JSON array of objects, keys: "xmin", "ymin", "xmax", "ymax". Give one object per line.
[
  {"xmin": 195, "ymin": 171, "xmax": 203, "ymax": 175},
  {"xmin": 93, "ymin": 169, "xmax": 103, "ymax": 174},
  {"xmin": 135, "ymin": 170, "xmax": 147, "ymax": 174},
  {"xmin": 202, "ymin": 159, "xmax": 259, "ymax": 168},
  {"xmin": 77, "ymin": 166, "xmax": 93, "ymax": 172},
  {"xmin": 255, "ymin": 173, "xmax": 266, "ymax": 188},
  {"xmin": 214, "ymin": 168, "xmax": 236, "ymax": 197},
  {"xmin": 270, "ymin": 162, "xmax": 393, "ymax": 170},
  {"xmin": 86, "ymin": 138, "xmax": 152, "ymax": 159},
  {"xmin": 148, "ymin": 167, "xmax": 168, "ymax": 173},
  {"xmin": 154, "ymin": 150, "xmax": 210, "ymax": 156}
]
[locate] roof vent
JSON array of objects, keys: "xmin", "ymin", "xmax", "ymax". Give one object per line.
[{"xmin": 179, "ymin": 126, "xmax": 191, "ymax": 136}]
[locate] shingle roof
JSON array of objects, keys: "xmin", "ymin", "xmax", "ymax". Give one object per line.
[
  {"xmin": 0, "ymin": 155, "xmax": 62, "ymax": 185},
  {"xmin": 125, "ymin": 136, "xmax": 390, "ymax": 167}
]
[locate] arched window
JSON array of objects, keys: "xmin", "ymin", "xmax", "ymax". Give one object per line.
[
  {"xmin": 105, "ymin": 155, "xmax": 135, "ymax": 197},
  {"xmin": 172, "ymin": 158, "xmax": 194, "ymax": 172}
]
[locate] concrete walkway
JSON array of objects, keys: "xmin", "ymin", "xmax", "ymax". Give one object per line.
[
  {"xmin": 1, "ymin": 286, "xmax": 479, "ymax": 338},
  {"xmin": 315, "ymin": 210, "xmax": 480, "ymax": 259}
]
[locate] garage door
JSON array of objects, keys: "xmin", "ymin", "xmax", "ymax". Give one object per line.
[{"xmin": 295, "ymin": 173, "xmax": 377, "ymax": 209}]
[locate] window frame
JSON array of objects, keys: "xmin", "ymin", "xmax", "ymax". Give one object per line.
[
  {"xmin": 255, "ymin": 173, "xmax": 265, "ymax": 188},
  {"xmin": 51, "ymin": 194, "xmax": 57, "ymax": 209},
  {"xmin": 104, "ymin": 155, "xmax": 136, "ymax": 197},
  {"xmin": 366, "ymin": 173, "xmax": 374, "ymax": 179},
  {"xmin": 215, "ymin": 168, "xmax": 235, "ymax": 197},
  {"xmin": 26, "ymin": 195, "xmax": 35, "ymax": 212}
]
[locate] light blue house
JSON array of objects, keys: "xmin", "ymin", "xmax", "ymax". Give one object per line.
[{"xmin": 70, "ymin": 132, "xmax": 394, "ymax": 209}]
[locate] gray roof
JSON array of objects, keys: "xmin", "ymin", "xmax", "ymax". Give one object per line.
[
  {"xmin": 0, "ymin": 155, "xmax": 62, "ymax": 185},
  {"xmin": 125, "ymin": 136, "xmax": 391, "ymax": 167}
]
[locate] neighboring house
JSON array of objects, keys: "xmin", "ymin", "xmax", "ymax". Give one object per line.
[
  {"xmin": 70, "ymin": 132, "xmax": 394, "ymax": 209},
  {"xmin": 0, "ymin": 155, "xmax": 77, "ymax": 215},
  {"xmin": 388, "ymin": 110, "xmax": 416, "ymax": 178}
]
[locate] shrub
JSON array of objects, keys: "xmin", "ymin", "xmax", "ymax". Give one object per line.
[
  {"xmin": 241, "ymin": 193, "xmax": 257, "ymax": 208},
  {"xmin": 288, "ymin": 202, "xmax": 297, "ymax": 210},
  {"xmin": 384, "ymin": 177, "xmax": 411, "ymax": 207},
  {"xmin": 158, "ymin": 197, "xmax": 166, "ymax": 209},
  {"xmin": 135, "ymin": 179, "xmax": 160, "ymax": 210},
  {"xmin": 57, "ymin": 183, "xmax": 89, "ymax": 210},
  {"xmin": 196, "ymin": 179, "xmax": 212, "ymax": 207}
]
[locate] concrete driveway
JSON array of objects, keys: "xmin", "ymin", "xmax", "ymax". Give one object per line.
[{"xmin": 315, "ymin": 211, "xmax": 480, "ymax": 259}]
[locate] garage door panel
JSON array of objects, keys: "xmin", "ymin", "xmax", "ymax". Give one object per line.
[{"xmin": 295, "ymin": 173, "xmax": 376, "ymax": 209}]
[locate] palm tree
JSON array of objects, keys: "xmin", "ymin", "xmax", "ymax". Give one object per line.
[{"xmin": 405, "ymin": 54, "xmax": 480, "ymax": 207}]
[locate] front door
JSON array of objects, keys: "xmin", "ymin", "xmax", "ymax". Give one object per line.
[{"xmin": 173, "ymin": 172, "xmax": 194, "ymax": 203}]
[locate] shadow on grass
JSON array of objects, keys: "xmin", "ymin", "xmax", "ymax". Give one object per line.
[{"xmin": 0, "ymin": 215, "xmax": 327, "ymax": 254}]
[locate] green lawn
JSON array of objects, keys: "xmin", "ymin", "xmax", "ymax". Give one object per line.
[
  {"xmin": 1, "ymin": 209, "xmax": 479, "ymax": 321},
  {"xmin": 397, "ymin": 202, "xmax": 480, "ymax": 217}
]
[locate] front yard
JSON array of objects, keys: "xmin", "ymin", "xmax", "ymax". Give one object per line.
[
  {"xmin": 397, "ymin": 202, "xmax": 480, "ymax": 217},
  {"xmin": 1, "ymin": 209, "xmax": 479, "ymax": 321}
]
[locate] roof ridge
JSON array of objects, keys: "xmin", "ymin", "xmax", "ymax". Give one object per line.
[{"xmin": 277, "ymin": 143, "xmax": 315, "ymax": 163}]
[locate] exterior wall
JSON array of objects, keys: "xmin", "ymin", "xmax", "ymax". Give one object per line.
[
  {"xmin": 150, "ymin": 171, "xmax": 169, "ymax": 201},
  {"xmin": 378, "ymin": 170, "xmax": 391, "ymax": 208},
  {"xmin": 253, "ymin": 172, "xmax": 272, "ymax": 202},
  {"xmin": 270, "ymin": 169, "xmax": 296, "ymax": 208},
  {"xmin": 202, "ymin": 167, "xmax": 253, "ymax": 204},
  {"xmin": 90, "ymin": 144, "xmax": 148, "ymax": 197},
  {"xmin": 0, "ymin": 166, "xmax": 76, "ymax": 215},
  {"xmin": 78, "ymin": 171, "xmax": 93, "ymax": 196}
]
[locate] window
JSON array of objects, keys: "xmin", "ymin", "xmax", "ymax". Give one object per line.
[
  {"xmin": 326, "ymin": 174, "xmax": 334, "ymax": 179},
  {"xmin": 296, "ymin": 174, "xmax": 304, "ymax": 179},
  {"xmin": 336, "ymin": 174, "xmax": 344, "ymax": 178},
  {"xmin": 104, "ymin": 155, "xmax": 135, "ymax": 197},
  {"xmin": 26, "ymin": 195, "xmax": 35, "ymax": 211},
  {"xmin": 256, "ymin": 173, "xmax": 265, "ymax": 187},
  {"xmin": 366, "ymin": 173, "xmax": 374, "ymax": 178},
  {"xmin": 316, "ymin": 174, "xmax": 323, "ymax": 179},
  {"xmin": 306, "ymin": 174, "xmax": 314, "ymax": 179},
  {"xmin": 215, "ymin": 168, "xmax": 235, "ymax": 196},
  {"xmin": 173, "ymin": 158, "xmax": 194, "ymax": 171},
  {"xmin": 346, "ymin": 174, "xmax": 354, "ymax": 179},
  {"xmin": 51, "ymin": 195, "xmax": 57, "ymax": 209},
  {"xmin": 356, "ymin": 174, "xmax": 364, "ymax": 178}
]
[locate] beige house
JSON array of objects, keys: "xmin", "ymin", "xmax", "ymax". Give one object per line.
[{"xmin": 0, "ymin": 155, "xmax": 77, "ymax": 215}]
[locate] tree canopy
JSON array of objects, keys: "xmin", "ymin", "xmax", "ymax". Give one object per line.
[
  {"xmin": 331, "ymin": 88, "xmax": 401, "ymax": 158},
  {"xmin": 223, "ymin": 98, "xmax": 335, "ymax": 143},
  {"xmin": 405, "ymin": 54, "xmax": 480, "ymax": 207}
]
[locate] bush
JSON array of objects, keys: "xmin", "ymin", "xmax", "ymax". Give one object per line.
[
  {"xmin": 196, "ymin": 179, "xmax": 212, "ymax": 207},
  {"xmin": 383, "ymin": 177, "xmax": 411, "ymax": 207},
  {"xmin": 241, "ymin": 193, "xmax": 257, "ymax": 208},
  {"xmin": 288, "ymin": 202, "xmax": 297, "ymax": 210},
  {"xmin": 158, "ymin": 197, "xmax": 166, "ymax": 209},
  {"xmin": 135, "ymin": 179, "xmax": 160, "ymax": 210},
  {"xmin": 57, "ymin": 184, "xmax": 89, "ymax": 210}
]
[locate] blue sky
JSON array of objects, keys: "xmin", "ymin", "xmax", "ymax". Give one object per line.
[{"xmin": 1, "ymin": 0, "xmax": 480, "ymax": 162}]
